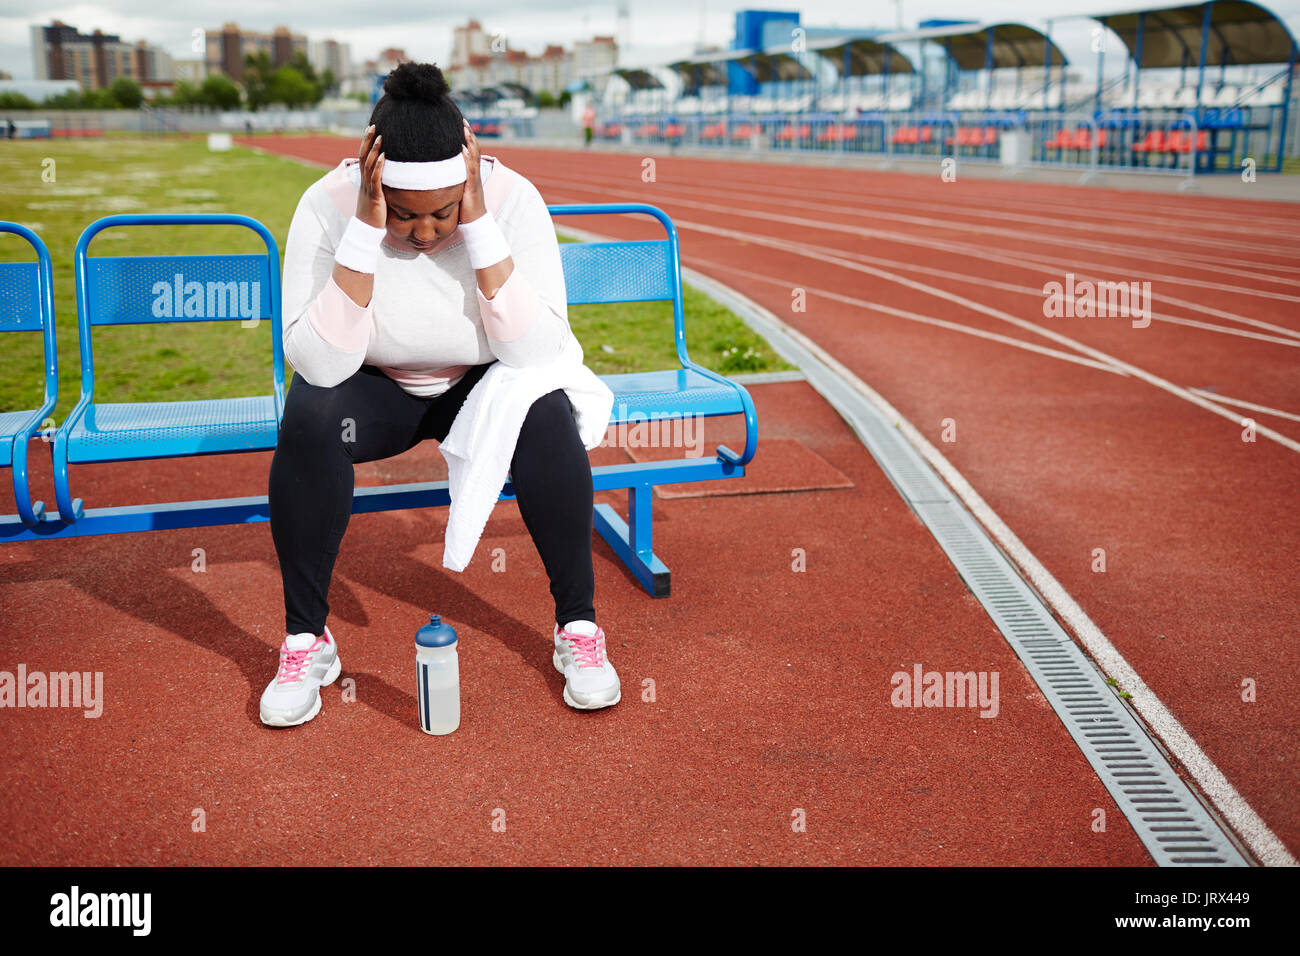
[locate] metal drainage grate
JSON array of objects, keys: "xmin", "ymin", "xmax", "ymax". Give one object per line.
[
  {"xmin": 687, "ymin": 269, "xmax": 1250, "ymax": 867},
  {"xmin": 906, "ymin": 498, "xmax": 1245, "ymax": 865}
]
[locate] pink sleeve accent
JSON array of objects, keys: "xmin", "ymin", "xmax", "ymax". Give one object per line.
[
  {"xmin": 480, "ymin": 156, "xmax": 515, "ymax": 216},
  {"xmin": 476, "ymin": 265, "xmax": 541, "ymax": 343},
  {"xmin": 308, "ymin": 275, "xmax": 373, "ymax": 351},
  {"xmin": 323, "ymin": 160, "xmax": 359, "ymax": 217}
]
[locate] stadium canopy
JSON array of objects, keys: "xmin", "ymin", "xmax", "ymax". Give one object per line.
[
  {"xmin": 666, "ymin": 46, "xmax": 812, "ymax": 84},
  {"xmin": 612, "ymin": 68, "xmax": 664, "ymax": 90},
  {"xmin": 666, "ymin": 55, "xmax": 730, "ymax": 94},
  {"xmin": 878, "ymin": 22, "xmax": 1069, "ymax": 68},
  {"xmin": 805, "ymin": 36, "xmax": 917, "ymax": 75},
  {"xmin": 728, "ymin": 48, "xmax": 814, "ymax": 82},
  {"xmin": 1085, "ymin": 0, "xmax": 1297, "ymax": 67}
]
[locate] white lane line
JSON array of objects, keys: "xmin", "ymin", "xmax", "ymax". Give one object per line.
[
  {"xmin": 534, "ymin": 168, "xmax": 1300, "ymax": 286},
  {"xmin": 631, "ymin": 159, "xmax": 1300, "ymax": 239},
  {"xmin": 692, "ymin": 258, "xmax": 1128, "ymax": 375},
  {"xmin": 674, "ymin": 263, "xmax": 1298, "ymax": 868},
  {"xmin": 1188, "ymin": 390, "xmax": 1300, "ymax": 424},
  {"xmin": 532, "ymin": 173, "xmax": 1300, "ymax": 330},
  {"xmin": 541, "ymin": 183, "xmax": 1300, "ymax": 448},
  {"xmin": 669, "ymin": 214, "xmax": 1300, "ymax": 455},
  {"xmin": 735, "ymin": 233, "xmax": 1300, "ymax": 348}
]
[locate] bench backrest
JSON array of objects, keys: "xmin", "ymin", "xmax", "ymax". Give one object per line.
[
  {"xmin": 557, "ymin": 240, "xmax": 674, "ymax": 304},
  {"xmin": 0, "ymin": 224, "xmax": 54, "ymax": 333},
  {"xmin": 0, "ymin": 261, "xmax": 43, "ymax": 332},
  {"xmin": 73, "ymin": 214, "xmax": 284, "ymax": 417},
  {"xmin": 0, "ymin": 222, "xmax": 58, "ymax": 411},
  {"xmin": 81, "ymin": 254, "xmax": 273, "ymax": 326},
  {"xmin": 548, "ymin": 203, "xmax": 692, "ymax": 368}
]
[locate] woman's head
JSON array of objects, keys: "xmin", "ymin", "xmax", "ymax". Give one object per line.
[{"xmin": 368, "ymin": 61, "xmax": 467, "ymax": 249}]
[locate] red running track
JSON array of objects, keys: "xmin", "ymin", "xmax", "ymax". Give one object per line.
[
  {"xmin": 0, "ymin": 382, "xmax": 1151, "ymax": 865},
  {"xmin": 0, "ymin": 133, "xmax": 1292, "ymax": 865},
  {"xmin": 467, "ymin": 144, "xmax": 1300, "ymax": 858}
]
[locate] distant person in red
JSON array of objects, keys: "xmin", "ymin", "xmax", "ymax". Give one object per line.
[{"xmin": 582, "ymin": 104, "xmax": 596, "ymax": 147}]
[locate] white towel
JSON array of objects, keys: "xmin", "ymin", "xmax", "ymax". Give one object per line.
[{"xmin": 439, "ymin": 335, "xmax": 614, "ymax": 572}]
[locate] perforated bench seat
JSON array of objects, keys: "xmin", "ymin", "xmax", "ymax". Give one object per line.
[
  {"xmin": 0, "ymin": 409, "xmax": 37, "ymax": 467},
  {"xmin": 65, "ymin": 396, "xmax": 279, "ymax": 463},
  {"xmin": 604, "ymin": 368, "xmax": 746, "ymax": 420}
]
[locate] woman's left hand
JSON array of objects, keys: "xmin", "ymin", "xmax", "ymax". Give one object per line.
[{"xmin": 460, "ymin": 118, "xmax": 486, "ymax": 225}]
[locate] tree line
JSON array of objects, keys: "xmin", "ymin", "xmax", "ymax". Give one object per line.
[{"xmin": 0, "ymin": 51, "xmax": 368, "ymax": 111}]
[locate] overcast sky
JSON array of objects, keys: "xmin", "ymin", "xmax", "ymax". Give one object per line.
[{"xmin": 2, "ymin": 1, "xmax": 1298, "ymax": 81}]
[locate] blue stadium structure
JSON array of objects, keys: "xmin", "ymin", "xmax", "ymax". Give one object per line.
[{"xmin": 588, "ymin": 1, "xmax": 1296, "ymax": 174}]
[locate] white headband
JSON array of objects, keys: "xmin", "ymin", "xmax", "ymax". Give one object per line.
[{"xmin": 345, "ymin": 152, "xmax": 467, "ymax": 191}]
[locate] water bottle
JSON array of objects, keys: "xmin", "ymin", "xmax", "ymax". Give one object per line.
[{"xmin": 415, "ymin": 614, "xmax": 459, "ymax": 735}]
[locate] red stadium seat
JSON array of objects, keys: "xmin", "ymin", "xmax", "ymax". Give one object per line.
[
  {"xmin": 1132, "ymin": 129, "xmax": 1167, "ymax": 153},
  {"xmin": 1045, "ymin": 129, "xmax": 1071, "ymax": 151}
]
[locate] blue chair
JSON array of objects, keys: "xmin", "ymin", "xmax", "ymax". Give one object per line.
[
  {"xmin": 51, "ymin": 214, "xmax": 284, "ymax": 523},
  {"xmin": 549, "ymin": 203, "xmax": 758, "ymax": 595},
  {"xmin": 0, "ymin": 223, "xmax": 59, "ymax": 528}
]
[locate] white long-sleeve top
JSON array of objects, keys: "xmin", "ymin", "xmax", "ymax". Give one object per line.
[{"xmin": 281, "ymin": 152, "xmax": 574, "ymax": 395}]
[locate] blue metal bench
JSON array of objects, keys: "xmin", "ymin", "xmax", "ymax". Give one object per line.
[
  {"xmin": 0, "ymin": 223, "xmax": 59, "ymax": 527},
  {"xmin": 0, "ymin": 204, "xmax": 758, "ymax": 597},
  {"xmin": 550, "ymin": 203, "xmax": 758, "ymax": 594},
  {"xmin": 50, "ymin": 213, "xmax": 285, "ymax": 524}
]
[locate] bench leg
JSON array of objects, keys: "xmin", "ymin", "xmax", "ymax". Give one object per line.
[{"xmin": 593, "ymin": 484, "xmax": 670, "ymax": 597}]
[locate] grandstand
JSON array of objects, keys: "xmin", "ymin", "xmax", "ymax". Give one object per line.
[{"xmin": 584, "ymin": 1, "xmax": 1296, "ymax": 174}]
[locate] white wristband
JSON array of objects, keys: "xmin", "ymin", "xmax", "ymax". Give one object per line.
[
  {"xmin": 458, "ymin": 212, "xmax": 511, "ymax": 270},
  {"xmin": 334, "ymin": 216, "xmax": 387, "ymax": 274}
]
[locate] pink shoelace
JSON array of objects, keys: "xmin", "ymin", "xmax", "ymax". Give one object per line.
[
  {"xmin": 561, "ymin": 627, "xmax": 606, "ymax": 668},
  {"xmin": 277, "ymin": 637, "xmax": 325, "ymax": 684}
]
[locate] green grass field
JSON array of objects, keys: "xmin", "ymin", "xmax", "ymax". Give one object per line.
[{"xmin": 0, "ymin": 136, "xmax": 791, "ymax": 415}]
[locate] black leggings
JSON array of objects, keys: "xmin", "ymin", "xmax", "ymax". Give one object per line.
[{"xmin": 268, "ymin": 363, "xmax": 596, "ymax": 636}]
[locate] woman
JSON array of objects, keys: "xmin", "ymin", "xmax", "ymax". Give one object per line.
[{"xmin": 261, "ymin": 62, "xmax": 619, "ymax": 727}]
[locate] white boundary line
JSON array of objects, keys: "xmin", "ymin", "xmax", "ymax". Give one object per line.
[
  {"xmin": 1188, "ymin": 390, "xmax": 1300, "ymax": 424},
  {"xmin": 531, "ymin": 169, "xmax": 1300, "ymax": 299},
  {"xmin": 668, "ymin": 214, "xmax": 1300, "ymax": 455},
  {"xmin": 674, "ymin": 263, "xmax": 1298, "ymax": 868},
  {"xmin": 530, "ymin": 171, "xmax": 1300, "ymax": 342},
  {"xmin": 692, "ymin": 259, "xmax": 1129, "ymax": 375}
]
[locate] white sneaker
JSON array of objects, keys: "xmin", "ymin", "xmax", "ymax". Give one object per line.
[
  {"xmin": 259, "ymin": 626, "xmax": 342, "ymax": 727},
  {"xmin": 553, "ymin": 621, "xmax": 620, "ymax": 710}
]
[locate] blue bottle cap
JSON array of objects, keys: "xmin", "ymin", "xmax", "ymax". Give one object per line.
[{"xmin": 416, "ymin": 613, "xmax": 458, "ymax": 648}]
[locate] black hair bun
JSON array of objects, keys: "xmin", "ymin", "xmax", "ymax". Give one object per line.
[{"xmin": 384, "ymin": 62, "xmax": 450, "ymax": 101}]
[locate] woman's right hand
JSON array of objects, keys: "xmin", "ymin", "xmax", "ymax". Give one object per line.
[{"xmin": 356, "ymin": 125, "xmax": 386, "ymax": 228}]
